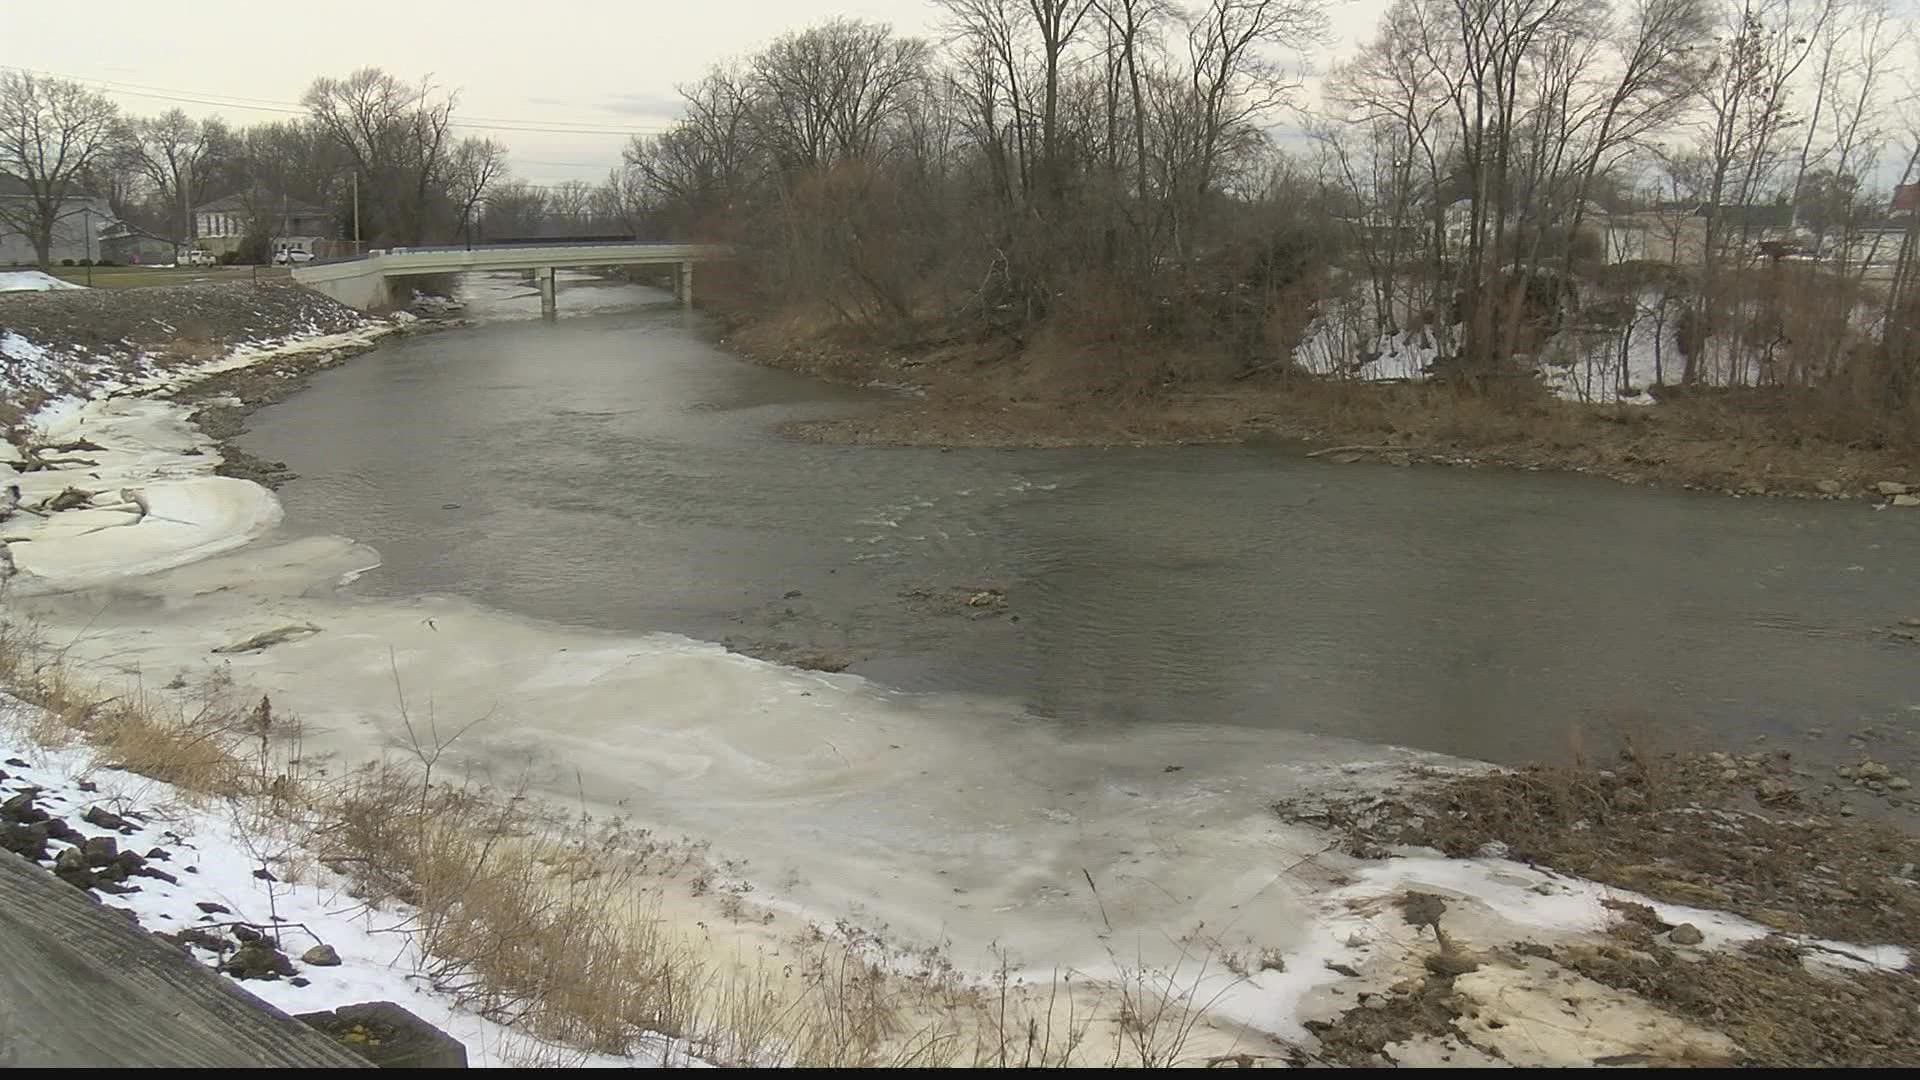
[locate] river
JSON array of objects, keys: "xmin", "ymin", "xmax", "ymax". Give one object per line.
[{"xmin": 240, "ymin": 271, "xmax": 1920, "ymax": 770}]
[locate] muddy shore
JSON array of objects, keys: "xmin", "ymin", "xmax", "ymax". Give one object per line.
[{"xmin": 719, "ymin": 316, "xmax": 1920, "ymax": 504}]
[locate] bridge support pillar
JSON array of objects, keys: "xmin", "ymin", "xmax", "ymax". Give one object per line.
[
  {"xmin": 677, "ymin": 261, "xmax": 693, "ymax": 310},
  {"xmin": 536, "ymin": 266, "xmax": 556, "ymax": 318}
]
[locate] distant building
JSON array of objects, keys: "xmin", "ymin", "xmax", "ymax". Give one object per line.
[
  {"xmin": 1601, "ymin": 203, "xmax": 1795, "ymax": 266},
  {"xmin": 97, "ymin": 222, "xmax": 177, "ymax": 265},
  {"xmin": 0, "ymin": 172, "xmax": 116, "ymax": 266},
  {"xmin": 192, "ymin": 194, "xmax": 339, "ymax": 257}
]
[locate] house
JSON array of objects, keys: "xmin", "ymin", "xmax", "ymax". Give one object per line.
[
  {"xmin": 192, "ymin": 194, "xmax": 338, "ymax": 257},
  {"xmin": 96, "ymin": 222, "xmax": 177, "ymax": 266},
  {"xmin": 1602, "ymin": 203, "xmax": 1795, "ymax": 266},
  {"xmin": 0, "ymin": 172, "xmax": 116, "ymax": 266}
]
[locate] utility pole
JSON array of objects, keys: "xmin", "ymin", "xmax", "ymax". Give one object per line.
[
  {"xmin": 83, "ymin": 206, "xmax": 94, "ymax": 286},
  {"xmin": 352, "ymin": 171, "xmax": 361, "ymax": 252}
]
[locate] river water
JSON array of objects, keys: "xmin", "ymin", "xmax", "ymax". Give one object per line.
[{"xmin": 242, "ymin": 273, "xmax": 1920, "ymax": 769}]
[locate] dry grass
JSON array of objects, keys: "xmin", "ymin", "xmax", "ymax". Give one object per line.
[
  {"xmin": 1559, "ymin": 911, "xmax": 1920, "ymax": 1067},
  {"xmin": 1277, "ymin": 745, "xmax": 1920, "ymax": 951},
  {"xmin": 729, "ymin": 301, "xmax": 1917, "ymax": 496}
]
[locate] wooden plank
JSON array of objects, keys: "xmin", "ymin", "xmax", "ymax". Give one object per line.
[{"xmin": 0, "ymin": 851, "xmax": 368, "ymax": 1068}]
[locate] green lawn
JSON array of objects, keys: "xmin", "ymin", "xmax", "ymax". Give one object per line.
[{"xmin": 45, "ymin": 265, "xmax": 293, "ymax": 289}]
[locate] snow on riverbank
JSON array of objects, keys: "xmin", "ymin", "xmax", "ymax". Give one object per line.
[
  {"xmin": 6, "ymin": 297, "xmax": 1912, "ymax": 1065},
  {"xmin": 0, "ymin": 694, "xmax": 691, "ymax": 1067},
  {"xmin": 3, "ymin": 321, "xmax": 399, "ymax": 589}
]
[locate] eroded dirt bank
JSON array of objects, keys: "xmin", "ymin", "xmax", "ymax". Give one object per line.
[{"xmin": 721, "ymin": 312, "xmax": 1920, "ymax": 504}]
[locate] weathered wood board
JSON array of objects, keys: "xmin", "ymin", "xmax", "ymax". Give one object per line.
[{"xmin": 0, "ymin": 851, "xmax": 368, "ymax": 1067}]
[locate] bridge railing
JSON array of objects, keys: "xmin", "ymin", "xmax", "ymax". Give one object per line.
[{"xmin": 304, "ymin": 240, "xmax": 721, "ymax": 267}]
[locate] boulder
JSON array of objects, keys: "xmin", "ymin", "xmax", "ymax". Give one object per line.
[
  {"xmin": 81, "ymin": 835, "xmax": 119, "ymax": 867},
  {"xmin": 1668, "ymin": 923, "xmax": 1705, "ymax": 946},
  {"xmin": 221, "ymin": 940, "xmax": 296, "ymax": 980},
  {"xmin": 302, "ymin": 943, "xmax": 342, "ymax": 967},
  {"xmin": 1874, "ymin": 481, "xmax": 1911, "ymax": 496},
  {"xmin": 80, "ymin": 805, "xmax": 129, "ymax": 831},
  {"xmin": 1856, "ymin": 761, "xmax": 1892, "ymax": 781},
  {"xmin": 1892, "ymin": 494, "xmax": 1920, "ymax": 508},
  {"xmin": 1814, "ymin": 479, "xmax": 1843, "ymax": 495}
]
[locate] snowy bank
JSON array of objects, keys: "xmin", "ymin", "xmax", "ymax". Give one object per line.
[{"xmin": 0, "ymin": 270, "xmax": 85, "ymax": 293}]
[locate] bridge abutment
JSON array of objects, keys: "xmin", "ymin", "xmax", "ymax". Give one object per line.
[{"xmin": 536, "ymin": 266, "xmax": 557, "ymax": 318}]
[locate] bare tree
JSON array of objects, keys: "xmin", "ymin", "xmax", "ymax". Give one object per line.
[
  {"xmin": 131, "ymin": 108, "xmax": 235, "ymax": 250},
  {"xmin": 749, "ymin": 19, "xmax": 929, "ymax": 171},
  {"xmin": 445, "ymin": 137, "xmax": 507, "ymax": 243},
  {"xmin": 303, "ymin": 68, "xmax": 457, "ymax": 243},
  {"xmin": 0, "ymin": 72, "xmax": 123, "ymax": 269}
]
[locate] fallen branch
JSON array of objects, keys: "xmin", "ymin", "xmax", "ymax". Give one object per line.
[{"xmin": 1305, "ymin": 444, "xmax": 1415, "ymax": 459}]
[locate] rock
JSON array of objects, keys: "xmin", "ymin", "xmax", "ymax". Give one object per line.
[
  {"xmin": 144, "ymin": 846, "xmax": 170, "ymax": 861},
  {"xmin": 1530, "ymin": 882, "xmax": 1555, "ymax": 895},
  {"xmin": 2, "ymin": 757, "xmax": 28, "ymax": 768},
  {"xmin": 222, "ymin": 940, "xmax": 296, "ymax": 980},
  {"xmin": 1705, "ymin": 751, "xmax": 1733, "ymax": 767},
  {"xmin": 1474, "ymin": 840, "xmax": 1510, "ymax": 860},
  {"xmin": 782, "ymin": 589, "xmax": 803, "ymax": 599},
  {"xmin": 1668, "ymin": 923, "xmax": 1705, "ymax": 946},
  {"xmin": 1875, "ymin": 481, "xmax": 1911, "ymax": 496},
  {"xmin": 302, "ymin": 943, "xmax": 342, "ymax": 967},
  {"xmin": 1, "ymin": 790, "xmax": 47, "ymax": 824},
  {"xmin": 162, "ymin": 927, "xmax": 232, "ymax": 955},
  {"xmin": 232, "ymin": 923, "xmax": 265, "ymax": 944},
  {"xmin": 290, "ymin": 976, "xmax": 311, "ymax": 988},
  {"xmin": 1840, "ymin": 804, "xmax": 1857, "ymax": 817},
  {"xmin": 1856, "ymin": 761, "xmax": 1892, "ymax": 781},
  {"xmin": 1890, "ymin": 777, "xmax": 1912, "ymax": 792},
  {"xmin": 1815, "ymin": 479, "xmax": 1843, "ymax": 495},
  {"xmin": 1836, "ymin": 764, "xmax": 1856, "ymax": 778},
  {"xmin": 196, "ymin": 901, "xmax": 231, "ymax": 915},
  {"xmin": 1720, "ymin": 768, "xmax": 1742, "ymax": 782},
  {"xmin": 81, "ymin": 805, "xmax": 129, "ymax": 831},
  {"xmin": 1613, "ymin": 788, "xmax": 1647, "ymax": 811},
  {"xmin": 1754, "ymin": 778, "xmax": 1799, "ymax": 805},
  {"xmin": 0, "ymin": 821, "xmax": 50, "ymax": 861},
  {"xmin": 81, "ymin": 835, "xmax": 119, "ymax": 867}
]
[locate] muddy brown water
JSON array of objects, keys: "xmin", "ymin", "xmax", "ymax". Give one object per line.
[{"xmin": 239, "ymin": 273, "xmax": 1920, "ymax": 770}]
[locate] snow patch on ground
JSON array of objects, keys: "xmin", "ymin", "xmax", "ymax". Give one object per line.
[
  {"xmin": 0, "ymin": 694, "xmax": 697, "ymax": 1068},
  {"xmin": 0, "ymin": 270, "xmax": 85, "ymax": 292}
]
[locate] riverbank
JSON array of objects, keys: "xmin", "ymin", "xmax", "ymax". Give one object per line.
[
  {"xmin": 5, "ymin": 284, "xmax": 1917, "ymax": 1066},
  {"xmin": 722, "ymin": 309, "xmax": 1920, "ymax": 503}
]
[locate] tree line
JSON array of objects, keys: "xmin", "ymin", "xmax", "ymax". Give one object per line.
[
  {"xmin": 4, "ymin": 1, "xmax": 1919, "ymax": 434},
  {"xmin": 0, "ymin": 67, "xmax": 512, "ymax": 265},
  {"xmin": 603, "ymin": 0, "xmax": 1917, "ymax": 428}
]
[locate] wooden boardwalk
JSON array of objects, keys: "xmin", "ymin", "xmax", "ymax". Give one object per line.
[{"xmin": 0, "ymin": 851, "xmax": 368, "ymax": 1067}]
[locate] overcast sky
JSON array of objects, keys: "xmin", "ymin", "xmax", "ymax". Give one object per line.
[
  {"xmin": 11, "ymin": 0, "xmax": 1916, "ymax": 188},
  {"xmin": 4, "ymin": 0, "xmax": 1391, "ymax": 186}
]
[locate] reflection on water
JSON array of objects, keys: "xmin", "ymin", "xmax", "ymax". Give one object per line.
[{"xmin": 241, "ymin": 273, "xmax": 1920, "ymax": 766}]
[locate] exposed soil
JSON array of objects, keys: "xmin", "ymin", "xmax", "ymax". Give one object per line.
[
  {"xmin": 1284, "ymin": 750, "xmax": 1920, "ymax": 1067},
  {"xmin": 1555, "ymin": 919, "xmax": 1920, "ymax": 1067},
  {"xmin": 166, "ymin": 348, "xmax": 370, "ymax": 489},
  {"xmin": 721, "ymin": 314, "xmax": 1919, "ymax": 502},
  {"xmin": 1276, "ymin": 748, "xmax": 1920, "ymax": 951}
]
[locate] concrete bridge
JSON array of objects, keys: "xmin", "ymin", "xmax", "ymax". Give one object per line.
[{"xmin": 292, "ymin": 242, "xmax": 731, "ymax": 315}]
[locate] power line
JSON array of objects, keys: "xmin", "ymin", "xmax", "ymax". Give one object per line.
[{"xmin": 4, "ymin": 66, "xmax": 677, "ymax": 137}]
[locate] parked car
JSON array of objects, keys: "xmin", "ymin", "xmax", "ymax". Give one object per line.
[
  {"xmin": 273, "ymin": 246, "xmax": 314, "ymax": 265},
  {"xmin": 178, "ymin": 249, "xmax": 216, "ymax": 267}
]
